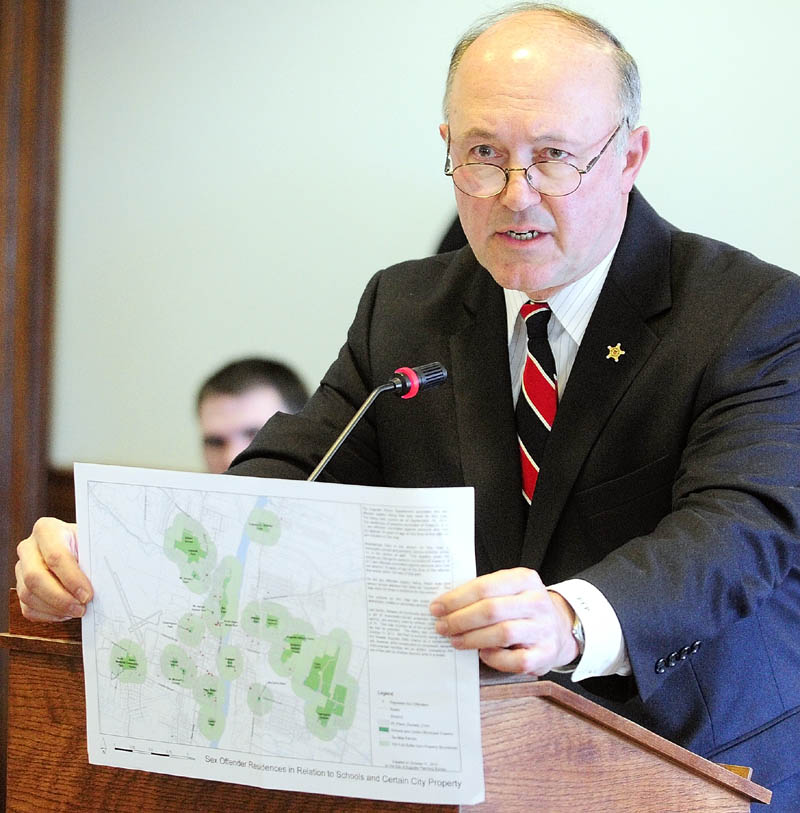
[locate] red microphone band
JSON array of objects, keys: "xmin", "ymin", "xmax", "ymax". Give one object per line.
[{"xmin": 394, "ymin": 366, "xmax": 420, "ymax": 400}]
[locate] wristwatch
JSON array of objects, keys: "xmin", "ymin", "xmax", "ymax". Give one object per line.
[
  {"xmin": 570, "ymin": 613, "xmax": 585, "ymax": 656},
  {"xmin": 552, "ymin": 613, "xmax": 585, "ymax": 673}
]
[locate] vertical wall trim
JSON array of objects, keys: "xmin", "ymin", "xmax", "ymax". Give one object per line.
[{"xmin": 0, "ymin": 2, "xmax": 65, "ymax": 809}]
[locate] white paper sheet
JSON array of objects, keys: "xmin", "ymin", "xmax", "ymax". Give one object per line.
[{"xmin": 75, "ymin": 463, "xmax": 484, "ymax": 805}]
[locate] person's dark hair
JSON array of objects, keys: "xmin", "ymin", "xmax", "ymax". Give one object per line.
[
  {"xmin": 442, "ymin": 2, "xmax": 641, "ymax": 143},
  {"xmin": 196, "ymin": 357, "xmax": 309, "ymax": 414}
]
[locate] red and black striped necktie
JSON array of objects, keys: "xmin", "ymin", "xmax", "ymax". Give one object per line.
[{"xmin": 516, "ymin": 301, "xmax": 557, "ymax": 505}]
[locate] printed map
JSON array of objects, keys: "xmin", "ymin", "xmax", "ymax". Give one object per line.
[
  {"xmin": 86, "ymin": 481, "xmax": 368, "ymax": 763},
  {"xmin": 77, "ymin": 465, "xmax": 483, "ymax": 805}
]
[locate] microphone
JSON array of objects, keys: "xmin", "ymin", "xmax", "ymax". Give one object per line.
[
  {"xmin": 307, "ymin": 362, "xmax": 448, "ymax": 482},
  {"xmin": 388, "ymin": 362, "xmax": 449, "ymax": 399}
]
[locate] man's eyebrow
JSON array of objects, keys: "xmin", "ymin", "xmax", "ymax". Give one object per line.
[
  {"xmin": 455, "ymin": 127, "xmax": 577, "ymax": 146},
  {"xmin": 456, "ymin": 127, "xmax": 498, "ymax": 141},
  {"xmin": 533, "ymin": 132, "xmax": 575, "ymax": 145}
]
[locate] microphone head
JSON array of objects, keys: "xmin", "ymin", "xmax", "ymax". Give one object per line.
[{"xmin": 390, "ymin": 362, "xmax": 448, "ymax": 399}]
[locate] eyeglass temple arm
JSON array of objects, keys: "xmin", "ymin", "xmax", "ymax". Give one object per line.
[
  {"xmin": 580, "ymin": 121, "xmax": 626, "ymax": 175},
  {"xmin": 444, "ymin": 131, "xmax": 453, "ymax": 174}
]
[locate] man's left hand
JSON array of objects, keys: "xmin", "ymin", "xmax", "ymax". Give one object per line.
[{"xmin": 429, "ymin": 567, "xmax": 578, "ymax": 675}]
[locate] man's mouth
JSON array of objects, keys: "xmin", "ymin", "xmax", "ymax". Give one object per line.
[{"xmin": 505, "ymin": 230, "xmax": 540, "ymax": 241}]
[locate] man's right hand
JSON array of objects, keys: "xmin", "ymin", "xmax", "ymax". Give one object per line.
[{"xmin": 15, "ymin": 517, "xmax": 93, "ymax": 622}]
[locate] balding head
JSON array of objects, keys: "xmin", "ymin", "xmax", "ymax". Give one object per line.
[{"xmin": 443, "ymin": 4, "xmax": 640, "ymax": 140}]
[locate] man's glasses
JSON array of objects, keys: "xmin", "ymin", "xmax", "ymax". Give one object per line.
[{"xmin": 444, "ymin": 123, "xmax": 623, "ymax": 198}]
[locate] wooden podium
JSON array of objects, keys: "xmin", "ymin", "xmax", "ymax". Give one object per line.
[{"xmin": 2, "ymin": 590, "xmax": 771, "ymax": 812}]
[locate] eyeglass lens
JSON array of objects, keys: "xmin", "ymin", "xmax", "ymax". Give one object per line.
[{"xmin": 451, "ymin": 162, "xmax": 581, "ymax": 198}]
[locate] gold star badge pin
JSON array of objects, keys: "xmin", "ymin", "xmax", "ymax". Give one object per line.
[{"xmin": 606, "ymin": 343, "xmax": 625, "ymax": 362}]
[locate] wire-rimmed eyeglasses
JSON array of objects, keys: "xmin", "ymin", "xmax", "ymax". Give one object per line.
[{"xmin": 443, "ymin": 123, "xmax": 624, "ymax": 198}]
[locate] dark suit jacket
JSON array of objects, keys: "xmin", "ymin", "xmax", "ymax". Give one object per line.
[{"xmin": 231, "ymin": 189, "xmax": 800, "ymax": 791}]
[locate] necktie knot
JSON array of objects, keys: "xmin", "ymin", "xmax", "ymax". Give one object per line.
[{"xmin": 520, "ymin": 301, "xmax": 551, "ymax": 342}]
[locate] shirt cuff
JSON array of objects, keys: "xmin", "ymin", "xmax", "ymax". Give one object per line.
[{"xmin": 548, "ymin": 578, "xmax": 631, "ymax": 681}]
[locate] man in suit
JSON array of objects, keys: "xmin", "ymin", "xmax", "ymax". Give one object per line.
[{"xmin": 15, "ymin": 4, "xmax": 800, "ymax": 808}]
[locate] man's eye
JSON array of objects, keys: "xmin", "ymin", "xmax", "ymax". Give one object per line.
[
  {"xmin": 471, "ymin": 144, "xmax": 498, "ymax": 161},
  {"xmin": 543, "ymin": 148, "xmax": 569, "ymax": 161}
]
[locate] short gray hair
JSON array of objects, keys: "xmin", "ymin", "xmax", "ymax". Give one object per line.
[{"xmin": 442, "ymin": 3, "xmax": 641, "ymax": 139}]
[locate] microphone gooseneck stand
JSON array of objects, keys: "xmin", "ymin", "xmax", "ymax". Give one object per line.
[{"xmin": 306, "ymin": 362, "xmax": 447, "ymax": 483}]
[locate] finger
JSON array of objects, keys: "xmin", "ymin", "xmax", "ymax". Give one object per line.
[
  {"xmin": 449, "ymin": 614, "xmax": 558, "ymax": 653},
  {"xmin": 15, "ymin": 555, "xmax": 87, "ymax": 619},
  {"xmin": 434, "ymin": 586, "xmax": 550, "ymax": 636},
  {"xmin": 16, "ymin": 595, "xmax": 75, "ymax": 624},
  {"xmin": 479, "ymin": 646, "xmax": 550, "ymax": 677},
  {"xmin": 35, "ymin": 519, "xmax": 92, "ymax": 602},
  {"xmin": 430, "ymin": 567, "xmax": 544, "ymax": 617}
]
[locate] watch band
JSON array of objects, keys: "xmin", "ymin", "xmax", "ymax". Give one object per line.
[
  {"xmin": 571, "ymin": 614, "xmax": 585, "ymax": 653},
  {"xmin": 551, "ymin": 613, "xmax": 585, "ymax": 674}
]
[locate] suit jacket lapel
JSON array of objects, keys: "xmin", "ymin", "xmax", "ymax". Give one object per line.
[
  {"xmin": 520, "ymin": 189, "xmax": 674, "ymax": 570},
  {"xmin": 446, "ymin": 254, "xmax": 527, "ymax": 574}
]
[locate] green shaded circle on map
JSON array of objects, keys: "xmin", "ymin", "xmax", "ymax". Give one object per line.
[
  {"xmin": 163, "ymin": 513, "xmax": 217, "ymax": 594},
  {"xmin": 300, "ymin": 629, "xmax": 358, "ymax": 741},
  {"xmin": 240, "ymin": 600, "xmax": 288, "ymax": 642},
  {"xmin": 109, "ymin": 639, "xmax": 147, "ymax": 684},
  {"xmin": 306, "ymin": 672, "xmax": 359, "ymax": 741},
  {"xmin": 198, "ymin": 706, "xmax": 226, "ymax": 740},
  {"xmin": 246, "ymin": 508, "xmax": 281, "ymax": 546},
  {"xmin": 217, "ymin": 644, "xmax": 244, "ymax": 680},
  {"xmin": 260, "ymin": 601, "xmax": 288, "ymax": 642},
  {"xmin": 193, "ymin": 673, "xmax": 223, "ymax": 707},
  {"xmin": 240, "ymin": 600, "xmax": 263, "ymax": 638},
  {"xmin": 160, "ymin": 643, "xmax": 197, "ymax": 688},
  {"xmin": 204, "ymin": 556, "xmax": 243, "ymax": 637},
  {"xmin": 247, "ymin": 683, "xmax": 274, "ymax": 716},
  {"xmin": 201, "ymin": 600, "xmax": 222, "ymax": 636},
  {"xmin": 176, "ymin": 613, "xmax": 204, "ymax": 647},
  {"xmin": 267, "ymin": 617, "xmax": 317, "ymax": 681},
  {"xmin": 181, "ymin": 560, "xmax": 216, "ymax": 594}
]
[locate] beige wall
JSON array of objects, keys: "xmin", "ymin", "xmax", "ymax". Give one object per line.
[{"xmin": 51, "ymin": 0, "xmax": 800, "ymax": 471}]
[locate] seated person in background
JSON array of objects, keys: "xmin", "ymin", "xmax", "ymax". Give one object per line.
[{"xmin": 197, "ymin": 357, "xmax": 308, "ymax": 473}]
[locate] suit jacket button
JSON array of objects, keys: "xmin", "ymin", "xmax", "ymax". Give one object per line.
[
  {"xmin": 690, "ymin": 640, "xmax": 702, "ymax": 654},
  {"xmin": 679, "ymin": 646, "xmax": 691, "ymax": 659},
  {"xmin": 655, "ymin": 658, "xmax": 666, "ymax": 674},
  {"xmin": 666, "ymin": 652, "xmax": 679, "ymax": 667}
]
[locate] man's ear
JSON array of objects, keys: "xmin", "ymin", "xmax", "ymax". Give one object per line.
[
  {"xmin": 439, "ymin": 123, "xmax": 449, "ymax": 142},
  {"xmin": 620, "ymin": 125, "xmax": 650, "ymax": 193}
]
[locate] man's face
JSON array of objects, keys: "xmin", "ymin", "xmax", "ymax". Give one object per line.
[
  {"xmin": 442, "ymin": 14, "xmax": 648, "ymax": 299},
  {"xmin": 198, "ymin": 385, "xmax": 288, "ymax": 473}
]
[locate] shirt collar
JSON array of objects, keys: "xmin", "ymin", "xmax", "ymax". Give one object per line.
[{"xmin": 503, "ymin": 243, "xmax": 618, "ymax": 346}]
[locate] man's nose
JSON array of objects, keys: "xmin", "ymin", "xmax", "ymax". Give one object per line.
[{"xmin": 501, "ymin": 168, "xmax": 542, "ymax": 211}]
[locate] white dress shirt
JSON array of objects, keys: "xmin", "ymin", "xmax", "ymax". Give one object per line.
[{"xmin": 503, "ymin": 247, "xmax": 631, "ymax": 680}]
